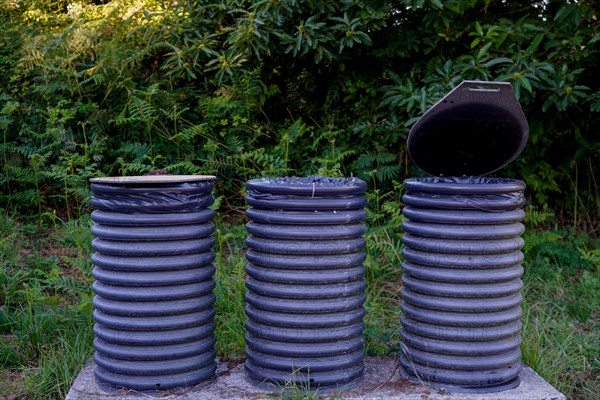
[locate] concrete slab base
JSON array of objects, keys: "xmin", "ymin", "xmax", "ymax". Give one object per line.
[{"xmin": 65, "ymin": 357, "xmax": 565, "ymax": 400}]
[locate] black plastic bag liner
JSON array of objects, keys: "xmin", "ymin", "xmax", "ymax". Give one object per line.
[
  {"xmin": 246, "ymin": 176, "xmax": 368, "ymax": 212},
  {"xmin": 403, "ymin": 177, "xmax": 526, "ymax": 212},
  {"xmin": 407, "ymin": 81, "xmax": 528, "ymax": 176},
  {"xmin": 90, "ymin": 175, "xmax": 214, "ymax": 214}
]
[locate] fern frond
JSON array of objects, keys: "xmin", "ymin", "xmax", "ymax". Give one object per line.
[
  {"xmin": 53, "ymin": 276, "xmax": 89, "ymax": 294},
  {"xmin": 116, "ymin": 142, "xmax": 151, "ymax": 162}
]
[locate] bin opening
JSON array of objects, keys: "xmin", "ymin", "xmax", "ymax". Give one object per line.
[{"xmin": 407, "ymin": 81, "xmax": 528, "ymax": 177}]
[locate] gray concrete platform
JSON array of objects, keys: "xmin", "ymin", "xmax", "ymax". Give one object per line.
[{"xmin": 65, "ymin": 357, "xmax": 565, "ymax": 400}]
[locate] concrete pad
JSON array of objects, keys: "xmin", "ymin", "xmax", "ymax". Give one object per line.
[{"xmin": 65, "ymin": 357, "xmax": 565, "ymax": 400}]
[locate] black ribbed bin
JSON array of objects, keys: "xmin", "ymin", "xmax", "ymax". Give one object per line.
[
  {"xmin": 400, "ymin": 81, "xmax": 529, "ymax": 393},
  {"xmin": 89, "ymin": 175, "xmax": 217, "ymax": 390},
  {"xmin": 400, "ymin": 177, "xmax": 526, "ymax": 392},
  {"xmin": 244, "ymin": 176, "xmax": 367, "ymax": 391}
]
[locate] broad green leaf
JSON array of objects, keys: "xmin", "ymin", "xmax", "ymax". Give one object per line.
[
  {"xmin": 476, "ymin": 42, "xmax": 492, "ymax": 60},
  {"xmin": 542, "ymin": 96, "xmax": 555, "ymax": 112},
  {"xmin": 431, "ymin": 0, "xmax": 444, "ymax": 10},
  {"xmin": 445, "ymin": 2, "xmax": 461, "ymax": 13},
  {"xmin": 527, "ymin": 33, "xmax": 544, "ymax": 54},
  {"xmin": 475, "ymin": 21, "xmax": 483, "ymax": 36},
  {"xmin": 484, "ymin": 57, "xmax": 513, "ymax": 68},
  {"xmin": 520, "ymin": 76, "xmax": 533, "ymax": 93},
  {"xmin": 523, "ymin": 23, "xmax": 545, "ymax": 32}
]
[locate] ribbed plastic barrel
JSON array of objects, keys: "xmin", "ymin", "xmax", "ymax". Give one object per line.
[
  {"xmin": 89, "ymin": 175, "xmax": 217, "ymax": 391},
  {"xmin": 244, "ymin": 176, "xmax": 368, "ymax": 391},
  {"xmin": 400, "ymin": 176, "xmax": 526, "ymax": 393}
]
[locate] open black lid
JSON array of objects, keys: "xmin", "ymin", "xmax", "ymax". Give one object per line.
[{"xmin": 407, "ymin": 81, "xmax": 528, "ymax": 176}]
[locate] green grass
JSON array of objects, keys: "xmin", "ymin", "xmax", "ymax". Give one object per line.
[
  {"xmin": 1, "ymin": 211, "xmax": 599, "ymax": 399},
  {"xmin": 0, "ymin": 212, "xmax": 95, "ymax": 399},
  {"xmin": 213, "ymin": 218, "xmax": 247, "ymax": 357},
  {"xmin": 520, "ymin": 229, "xmax": 600, "ymax": 398}
]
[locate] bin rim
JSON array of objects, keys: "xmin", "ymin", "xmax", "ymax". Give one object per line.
[
  {"xmin": 403, "ymin": 176, "xmax": 526, "ymax": 194},
  {"xmin": 246, "ymin": 176, "xmax": 367, "ymax": 196},
  {"xmin": 90, "ymin": 175, "xmax": 216, "ymax": 184}
]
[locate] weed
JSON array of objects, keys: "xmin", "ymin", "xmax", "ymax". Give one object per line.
[{"xmin": 256, "ymin": 366, "xmax": 347, "ymax": 400}]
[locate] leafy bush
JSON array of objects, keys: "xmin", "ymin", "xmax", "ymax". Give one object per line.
[{"xmin": 0, "ymin": 0, "xmax": 598, "ymax": 225}]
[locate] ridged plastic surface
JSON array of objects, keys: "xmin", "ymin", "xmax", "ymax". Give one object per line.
[
  {"xmin": 244, "ymin": 177, "xmax": 367, "ymax": 391},
  {"xmin": 400, "ymin": 177, "xmax": 526, "ymax": 393},
  {"xmin": 90, "ymin": 180, "xmax": 216, "ymax": 390}
]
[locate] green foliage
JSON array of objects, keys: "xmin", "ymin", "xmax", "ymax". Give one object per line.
[{"xmin": 0, "ymin": 0, "xmax": 597, "ymax": 224}]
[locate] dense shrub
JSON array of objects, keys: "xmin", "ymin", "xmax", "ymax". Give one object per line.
[{"xmin": 0, "ymin": 0, "xmax": 598, "ymax": 225}]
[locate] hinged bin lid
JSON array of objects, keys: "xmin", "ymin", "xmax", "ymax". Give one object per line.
[{"xmin": 407, "ymin": 81, "xmax": 528, "ymax": 176}]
